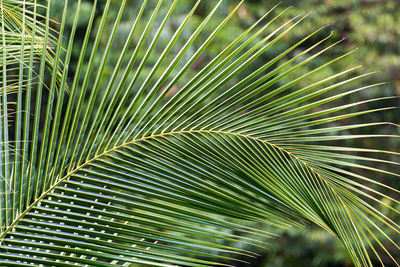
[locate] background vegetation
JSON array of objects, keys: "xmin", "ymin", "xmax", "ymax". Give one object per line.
[{"xmin": 43, "ymin": 0, "xmax": 400, "ymax": 266}]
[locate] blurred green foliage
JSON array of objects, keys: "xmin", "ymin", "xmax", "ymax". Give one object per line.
[{"xmin": 47, "ymin": 0, "xmax": 400, "ymax": 266}]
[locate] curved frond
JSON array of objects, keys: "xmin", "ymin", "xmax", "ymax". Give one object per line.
[{"xmin": 0, "ymin": 0, "xmax": 399, "ymax": 266}]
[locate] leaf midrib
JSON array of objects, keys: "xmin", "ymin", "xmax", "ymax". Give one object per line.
[{"xmin": 0, "ymin": 129, "xmax": 327, "ymax": 242}]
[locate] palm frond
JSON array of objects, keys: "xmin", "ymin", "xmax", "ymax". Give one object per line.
[{"xmin": 0, "ymin": 0, "xmax": 399, "ymax": 266}]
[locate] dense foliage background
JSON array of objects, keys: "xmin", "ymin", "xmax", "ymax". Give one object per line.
[{"xmin": 47, "ymin": 0, "xmax": 400, "ymax": 266}]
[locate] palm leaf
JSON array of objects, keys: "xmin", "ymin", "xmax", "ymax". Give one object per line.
[{"xmin": 0, "ymin": 0, "xmax": 399, "ymax": 266}]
